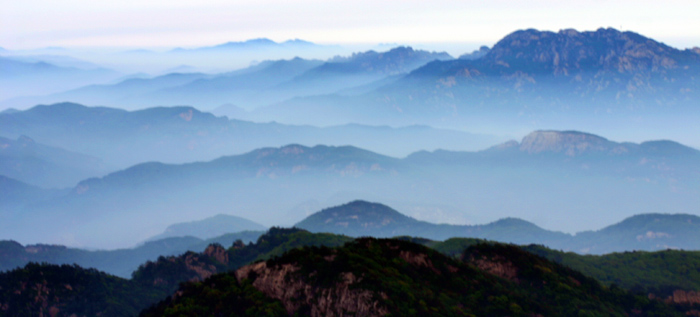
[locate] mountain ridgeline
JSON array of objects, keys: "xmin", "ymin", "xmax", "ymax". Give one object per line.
[
  {"xmin": 3, "ymin": 125, "xmax": 699, "ymax": 249},
  {"xmin": 0, "ymin": 102, "xmax": 496, "ymax": 169},
  {"xmin": 248, "ymin": 28, "xmax": 700, "ymax": 145},
  {"xmin": 4, "ymin": 224, "xmax": 700, "ymax": 315},
  {"xmin": 296, "ymin": 200, "xmax": 700, "ymax": 254},
  {"xmin": 5, "ymin": 227, "xmax": 698, "ymax": 316}
]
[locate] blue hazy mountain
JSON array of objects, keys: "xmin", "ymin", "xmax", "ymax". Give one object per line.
[
  {"xmin": 3, "ymin": 72, "xmax": 212, "ymax": 110},
  {"xmin": 3, "ymin": 47, "xmax": 453, "ymax": 110},
  {"xmin": 458, "ymin": 45, "xmax": 490, "ymax": 60},
  {"xmin": 171, "ymin": 38, "xmax": 326, "ymax": 52},
  {"xmin": 250, "ymin": 28, "xmax": 700, "ymax": 145},
  {"xmin": 0, "ymin": 175, "xmax": 68, "ymax": 208},
  {"xmin": 270, "ymin": 46, "xmax": 453, "ymax": 97},
  {"xmin": 295, "ymin": 200, "xmax": 569, "ymax": 245},
  {"xmin": 5, "ymin": 130, "xmax": 699, "ymax": 249},
  {"xmin": 571, "ymin": 213, "xmax": 700, "ymax": 254},
  {"xmin": 0, "ymin": 102, "xmax": 497, "ymax": 168},
  {"xmin": 0, "ymin": 230, "xmax": 263, "ymax": 278},
  {"xmin": 151, "ymin": 46, "xmax": 452, "ymax": 108},
  {"xmin": 0, "ymin": 135, "xmax": 108, "ymax": 188},
  {"xmin": 296, "ymin": 200, "xmax": 700, "ymax": 254},
  {"xmin": 0, "ymin": 56, "xmax": 121, "ymax": 101},
  {"xmin": 146, "ymin": 214, "xmax": 267, "ymax": 241}
]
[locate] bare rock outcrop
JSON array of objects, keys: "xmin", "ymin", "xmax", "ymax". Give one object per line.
[{"xmin": 235, "ymin": 258, "xmax": 388, "ymax": 316}]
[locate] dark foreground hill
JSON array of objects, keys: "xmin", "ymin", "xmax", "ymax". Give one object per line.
[
  {"xmin": 0, "ymin": 231, "xmax": 263, "ymax": 278},
  {"xmin": 144, "ymin": 238, "xmax": 679, "ymax": 316},
  {"xmin": 3, "ymin": 228, "xmax": 700, "ymax": 316}
]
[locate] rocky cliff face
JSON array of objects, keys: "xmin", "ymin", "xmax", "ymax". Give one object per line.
[{"xmin": 235, "ymin": 254, "xmax": 388, "ymax": 316}]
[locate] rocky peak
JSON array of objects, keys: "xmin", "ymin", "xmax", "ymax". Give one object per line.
[
  {"xmin": 484, "ymin": 28, "xmax": 697, "ymax": 74},
  {"xmin": 518, "ymin": 130, "xmax": 616, "ymax": 156}
]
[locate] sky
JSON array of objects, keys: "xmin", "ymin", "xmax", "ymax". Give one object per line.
[{"xmin": 3, "ymin": 0, "xmax": 700, "ymax": 50}]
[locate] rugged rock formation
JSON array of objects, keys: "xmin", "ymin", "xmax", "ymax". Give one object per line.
[{"xmin": 236, "ymin": 261, "xmax": 386, "ymax": 316}]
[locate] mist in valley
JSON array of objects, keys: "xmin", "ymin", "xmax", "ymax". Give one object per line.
[{"xmin": 1, "ymin": 4, "xmax": 699, "ymax": 256}]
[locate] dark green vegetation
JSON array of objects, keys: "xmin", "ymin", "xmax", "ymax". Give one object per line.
[
  {"xmin": 0, "ymin": 231, "xmax": 263, "ymax": 278},
  {"xmin": 524, "ymin": 245, "xmax": 700, "ymax": 301},
  {"xmin": 0, "ymin": 228, "xmax": 349, "ymax": 315},
  {"xmin": 0, "ymin": 263, "xmax": 164, "ymax": 316},
  {"xmin": 132, "ymin": 228, "xmax": 351, "ymax": 294},
  {"xmin": 139, "ymin": 274, "xmax": 287, "ymax": 316},
  {"xmin": 3, "ymin": 227, "xmax": 700, "ymax": 316},
  {"xmin": 146, "ymin": 238, "xmax": 681, "ymax": 316}
]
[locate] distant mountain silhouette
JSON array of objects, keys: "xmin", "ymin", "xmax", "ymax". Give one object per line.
[
  {"xmin": 0, "ymin": 175, "xmax": 67, "ymax": 207},
  {"xmin": 4, "ymin": 129, "xmax": 699, "ymax": 248},
  {"xmin": 297, "ymin": 201, "xmax": 700, "ymax": 254},
  {"xmin": 0, "ymin": 102, "xmax": 495, "ymax": 168},
  {"xmin": 253, "ymin": 28, "xmax": 700, "ymax": 134},
  {"xmin": 295, "ymin": 200, "xmax": 569, "ymax": 245},
  {"xmin": 458, "ymin": 45, "xmax": 490, "ymax": 60},
  {"xmin": 0, "ymin": 56, "xmax": 121, "ymax": 101},
  {"xmin": 0, "ymin": 135, "xmax": 108, "ymax": 188},
  {"xmin": 146, "ymin": 214, "xmax": 267, "ymax": 241},
  {"xmin": 5, "ymin": 47, "xmax": 453, "ymax": 110},
  {"xmin": 171, "ymin": 38, "xmax": 326, "ymax": 52},
  {"xmin": 570, "ymin": 213, "xmax": 700, "ymax": 253}
]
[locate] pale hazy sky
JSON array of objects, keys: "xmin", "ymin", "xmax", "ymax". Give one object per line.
[{"xmin": 2, "ymin": 0, "xmax": 700, "ymax": 50}]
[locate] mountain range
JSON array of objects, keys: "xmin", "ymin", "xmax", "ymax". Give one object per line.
[
  {"xmin": 0, "ymin": 55, "xmax": 121, "ymax": 101},
  {"xmin": 4, "ymin": 28, "xmax": 698, "ymax": 146},
  {"xmin": 0, "ymin": 102, "xmax": 497, "ymax": 170},
  {"xmin": 3, "ymin": 227, "xmax": 696, "ymax": 316},
  {"xmin": 145, "ymin": 214, "xmax": 266, "ymax": 241},
  {"xmin": 3, "ymin": 127, "xmax": 698, "ymax": 248},
  {"xmin": 2, "ymin": 46, "xmax": 452, "ymax": 110},
  {"xmin": 245, "ymin": 28, "xmax": 700, "ymax": 145},
  {"xmin": 0, "ymin": 135, "xmax": 108, "ymax": 188},
  {"xmin": 296, "ymin": 200, "xmax": 700, "ymax": 254}
]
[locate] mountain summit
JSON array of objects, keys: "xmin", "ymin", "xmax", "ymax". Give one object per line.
[
  {"xmin": 517, "ymin": 130, "xmax": 619, "ymax": 155},
  {"xmin": 485, "ymin": 28, "xmax": 698, "ymax": 74}
]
